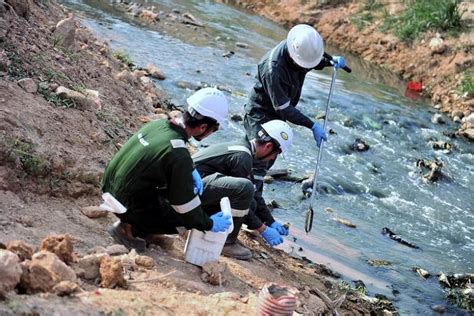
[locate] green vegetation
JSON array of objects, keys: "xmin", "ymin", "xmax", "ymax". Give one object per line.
[
  {"xmin": 352, "ymin": 0, "xmax": 465, "ymax": 42},
  {"xmin": 112, "ymin": 50, "xmax": 134, "ymax": 69},
  {"xmin": 460, "ymin": 72, "xmax": 473, "ymax": 95},
  {"xmin": 4, "ymin": 137, "xmax": 48, "ymax": 176},
  {"xmin": 381, "ymin": 0, "xmax": 464, "ymax": 42}
]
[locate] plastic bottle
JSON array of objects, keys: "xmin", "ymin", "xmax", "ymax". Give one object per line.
[{"xmin": 184, "ymin": 197, "xmax": 234, "ymax": 266}]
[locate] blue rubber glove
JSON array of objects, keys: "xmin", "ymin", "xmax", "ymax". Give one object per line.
[
  {"xmin": 332, "ymin": 56, "xmax": 346, "ymax": 69},
  {"xmin": 261, "ymin": 226, "xmax": 283, "ymax": 246},
  {"xmin": 311, "ymin": 123, "xmax": 327, "ymax": 148},
  {"xmin": 270, "ymin": 221, "xmax": 289, "ymax": 236},
  {"xmin": 210, "ymin": 211, "xmax": 232, "ymax": 232},
  {"xmin": 191, "ymin": 169, "xmax": 203, "ymax": 195}
]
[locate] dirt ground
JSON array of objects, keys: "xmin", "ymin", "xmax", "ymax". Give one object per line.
[{"xmin": 0, "ymin": 0, "xmax": 397, "ymax": 315}]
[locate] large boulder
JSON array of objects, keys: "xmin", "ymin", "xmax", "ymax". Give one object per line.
[
  {"xmin": 0, "ymin": 250, "xmax": 22, "ymax": 298},
  {"xmin": 39, "ymin": 234, "xmax": 75, "ymax": 264},
  {"xmin": 20, "ymin": 251, "xmax": 77, "ymax": 294}
]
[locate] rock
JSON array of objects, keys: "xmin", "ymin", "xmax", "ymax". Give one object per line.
[
  {"xmin": 99, "ymin": 256, "xmax": 126, "ymax": 288},
  {"xmin": 139, "ymin": 9, "xmax": 159, "ymax": 23},
  {"xmin": 463, "ymin": 113, "xmax": 474, "ymax": 128},
  {"xmin": 20, "ymin": 251, "xmax": 77, "ymax": 294},
  {"xmin": 105, "ymin": 244, "xmax": 128, "ymax": 256},
  {"xmin": 431, "ymin": 304, "xmax": 445, "ymax": 313},
  {"xmin": 176, "ymin": 80, "xmax": 199, "ymax": 90},
  {"xmin": 333, "ymin": 217, "xmax": 356, "ymax": 228},
  {"xmin": 0, "ymin": 250, "xmax": 22, "ymax": 298},
  {"xmin": 431, "ymin": 113, "xmax": 445, "ymax": 124},
  {"xmin": 53, "ymin": 280, "xmax": 79, "ymax": 296},
  {"xmin": 459, "ymin": 128, "xmax": 474, "ymax": 141},
  {"xmin": 451, "ymin": 110, "xmax": 464, "ymax": 119},
  {"xmin": 367, "ymin": 259, "xmax": 391, "ymax": 267},
  {"xmin": 17, "ymin": 78, "xmax": 37, "ymax": 93},
  {"xmin": 168, "ymin": 110, "xmax": 183, "ymax": 119},
  {"xmin": 53, "ymin": 16, "xmax": 76, "ymax": 48},
  {"xmin": 235, "ymin": 42, "xmax": 249, "ymax": 49},
  {"xmin": 429, "ymin": 37, "xmax": 446, "ymax": 55},
  {"xmin": 72, "ymin": 254, "xmax": 105, "ymax": 280},
  {"xmin": 134, "ymin": 255, "xmax": 155, "ymax": 269},
  {"xmin": 115, "ymin": 70, "xmax": 138, "ymax": 86},
  {"xmin": 182, "ymin": 12, "xmax": 204, "ymax": 27},
  {"xmin": 80, "ymin": 206, "xmax": 109, "ymax": 219},
  {"xmin": 263, "ymin": 175, "xmax": 274, "ymax": 184},
  {"xmin": 429, "ymin": 141, "xmax": 453, "ymax": 152},
  {"xmin": 145, "ymin": 64, "xmax": 166, "ymax": 80},
  {"xmin": 201, "ymin": 261, "xmax": 227, "ymax": 286},
  {"xmin": 230, "ymin": 113, "xmax": 243, "ymax": 122},
  {"xmin": 55, "ymin": 86, "xmax": 95, "ymax": 110},
  {"xmin": 6, "ymin": 240, "xmax": 33, "ymax": 261},
  {"xmin": 350, "ymin": 138, "xmax": 369, "ymax": 151},
  {"xmin": 39, "ymin": 234, "xmax": 75, "ymax": 264},
  {"xmin": 413, "ymin": 266, "xmax": 430, "ymax": 279}
]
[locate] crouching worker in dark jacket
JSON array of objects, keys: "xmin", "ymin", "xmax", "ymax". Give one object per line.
[
  {"xmin": 101, "ymin": 88, "xmax": 231, "ymax": 251},
  {"xmin": 192, "ymin": 120, "xmax": 293, "ymax": 260}
]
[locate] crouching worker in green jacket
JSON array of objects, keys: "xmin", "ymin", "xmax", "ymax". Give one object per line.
[
  {"xmin": 101, "ymin": 87, "xmax": 232, "ymax": 251},
  {"xmin": 192, "ymin": 120, "xmax": 293, "ymax": 260}
]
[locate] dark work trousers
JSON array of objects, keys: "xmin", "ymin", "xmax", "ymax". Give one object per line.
[{"xmin": 201, "ymin": 173, "xmax": 255, "ymax": 244}]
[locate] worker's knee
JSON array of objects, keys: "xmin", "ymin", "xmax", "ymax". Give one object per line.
[{"xmin": 237, "ymin": 178, "xmax": 255, "ymax": 200}]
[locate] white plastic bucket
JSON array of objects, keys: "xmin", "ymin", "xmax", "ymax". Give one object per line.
[
  {"xmin": 99, "ymin": 192, "xmax": 127, "ymax": 214},
  {"xmin": 184, "ymin": 197, "xmax": 234, "ymax": 266}
]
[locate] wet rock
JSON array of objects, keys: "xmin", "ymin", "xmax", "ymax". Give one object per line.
[
  {"xmin": 429, "ymin": 141, "xmax": 453, "ymax": 152},
  {"xmin": 20, "ymin": 251, "xmax": 77, "ymax": 294},
  {"xmin": 134, "ymin": 255, "xmax": 155, "ymax": 269},
  {"xmin": 105, "ymin": 244, "xmax": 128, "ymax": 256},
  {"xmin": 99, "ymin": 256, "xmax": 126, "ymax": 288},
  {"xmin": 145, "ymin": 64, "xmax": 166, "ymax": 80},
  {"xmin": 431, "ymin": 113, "xmax": 446, "ymax": 124},
  {"xmin": 367, "ymin": 259, "xmax": 392, "ymax": 267},
  {"xmin": 350, "ymin": 138, "xmax": 369, "ymax": 152},
  {"xmin": 416, "ymin": 159, "xmax": 443, "ymax": 183},
  {"xmin": 222, "ymin": 51, "xmax": 235, "ymax": 58},
  {"xmin": 431, "ymin": 304, "xmax": 445, "ymax": 313},
  {"xmin": 333, "ymin": 217, "xmax": 356, "ymax": 228},
  {"xmin": 230, "ymin": 113, "xmax": 243, "ymax": 122},
  {"xmin": 72, "ymin": 254, "xmax": 105, "ymax": 280},
  {"xmin": 53, "ymin": 16, "xmax": 76, "ymax": 49},
  {"xmin": 201, "ymin": 261, "xmax": 227, "ymax": 286},
  {"xmin": 53, "ymin": 280, "xmax": 79, "ymax": 296},
  {"xmin": 412, "ymin": 266, "xmax": 430, "ymax": 279},
  {"xmin": 80, "ymin": 206, "xmax": 108, "ymax": 219},
  {"xmin": 235, "ymin": 42, "xmax": 249, "ymax": 49},
  {"xmin": 0, "ymin": 250, "xmax": 22, "ymax": 298},
  {"xmin": 263, "ymin": 175, "xmax": 274, "ymax": 183},
  {"xmin": 381, "ymin": 227, "xmax": 419, "ymax": 249},
  {"xmin": 176, "ymin": 80, "xmax": 199, "ymax": 90},
  {"xmin": 6, "ymin": 240, "xmax": 33, "ymax": 261},
  {"xmin": 17, "ymin": 78, "xmax": 37, "ymax": 93},
  {"xmin": 459, "ymin": 128, "xmax": 474, "ymax": 141},
  {"xmin": 182, "ymin": 12, "xmax": 204, "ymax": 27},
  {"xmin": 39, "ymin": 234, "xmax": 75, "ymax": 264},
  {"xmin": 266, "ymin": 200, "xmax": 282, "ymax": 209}
]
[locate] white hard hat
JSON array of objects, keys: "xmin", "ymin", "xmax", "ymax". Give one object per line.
[
  {"xmin": 287, "ymin": 24, "xmax": 324, "ymax": 69},
  {"xmin": 187, "ymin": 87, "xmax": 229, "ymax": 127},
  {"xmin": 260, "ymin": 120, "xmax": 294, "ymax": 153}
]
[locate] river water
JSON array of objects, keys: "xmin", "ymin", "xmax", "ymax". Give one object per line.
[{"xmin": 62, "ymin": 0, "xmax": 473, "ymax": 313}]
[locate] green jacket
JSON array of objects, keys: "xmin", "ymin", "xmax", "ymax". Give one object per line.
[{"xmin": 102, "ymin": 119, "xmax": 213, "ymax": 231}]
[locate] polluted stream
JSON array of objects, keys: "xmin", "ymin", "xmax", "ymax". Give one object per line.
[{"xmin": 62, "ymin": 0, "xmax": 473, "ymax": 314}]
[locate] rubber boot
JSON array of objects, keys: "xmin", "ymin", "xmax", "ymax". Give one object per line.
[
  {"xmin": 107, "ymin": 221, "xmax": 146, "ymax": 251},
  {"xmin": 222, "ymin": 217, "xmax": 252, "ymax": 260}
]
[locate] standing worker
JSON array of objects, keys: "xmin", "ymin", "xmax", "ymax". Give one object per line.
[
  {"xmin": 244, "ymin": 24, "xmax": 346, "ymax": 147},
  {"xmin": 193, "ymin": 120, "xmax": 294, "ymax": 260},
  {"xmin": 101, "ymin": 87, "xmax": 232, "ymax": 251}
]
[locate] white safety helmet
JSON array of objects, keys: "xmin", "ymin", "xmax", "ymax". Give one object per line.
[
  {"xmin": 259, "ymin": 120, "xmax": 294, "ymax": 153},
  {"xmin": 287, "ymin": 24, "xmax": 324, "ymax": 69},
  {"xmin": 187, "ymin": 87, "xmax": 229, "ymax": 127}
]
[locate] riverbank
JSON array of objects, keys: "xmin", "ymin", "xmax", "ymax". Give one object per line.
[
  {"xmin": 0, "ymin": 0, "xmax": 395, "ymax": 314},
  {"xmin": 221, "ymin": 0, "xmax": 474, "ymax": 141}
]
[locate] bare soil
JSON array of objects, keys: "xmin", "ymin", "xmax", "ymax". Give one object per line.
[{"xmin": 0, "ymin": 0, "xmax": 394, "ymax": 315}]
